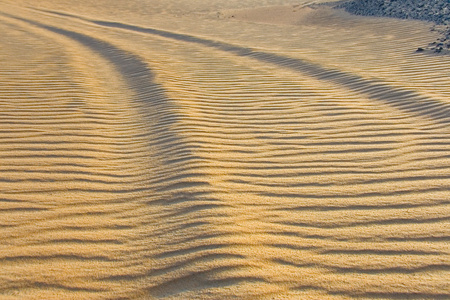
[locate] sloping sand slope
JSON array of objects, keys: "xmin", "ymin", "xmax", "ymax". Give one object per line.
[{"xmin": 0, "ymin": 0, "xmax": 449, "ymax": 299}]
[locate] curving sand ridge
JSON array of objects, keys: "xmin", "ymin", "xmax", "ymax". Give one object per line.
[{"xmin": 0, "ymin": 0, "xmax": 449, "ymax": 299}]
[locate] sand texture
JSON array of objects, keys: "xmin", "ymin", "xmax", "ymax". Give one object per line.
[{"xmin": 0, "ymin": 0, "xmax": 449, "ymax": 299}]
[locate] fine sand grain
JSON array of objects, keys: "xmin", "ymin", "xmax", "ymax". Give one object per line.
[{"xmin": 0, "ymin": 0, "xmax": 449, "ymax": 299}]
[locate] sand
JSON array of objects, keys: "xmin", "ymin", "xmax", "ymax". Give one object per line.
[{"xmin": 0, "ymin": 0, "xmax": 449, "ymax": 299}]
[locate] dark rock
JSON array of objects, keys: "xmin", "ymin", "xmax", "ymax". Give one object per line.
[
  {"xmin": 337, "ymin": 0, "xmax": 450, "ymax": 25},
  {"xmin": 336, "ymin": 0, "xmax": 450, "ymax": 54}
]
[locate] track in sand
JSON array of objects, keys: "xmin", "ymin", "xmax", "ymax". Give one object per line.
[{"xmin": 0, "ymin": 0, "xmax": 449, "ymax": 298}]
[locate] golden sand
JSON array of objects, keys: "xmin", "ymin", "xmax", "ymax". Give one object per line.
[{"xmin": 0, "ymin": 0, "xmax": 449, "ymax": 298}]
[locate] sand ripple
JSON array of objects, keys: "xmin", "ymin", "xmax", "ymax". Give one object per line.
[{"xmin": 0, "ymin": 2, "xmax": 449, "ymax": 299}]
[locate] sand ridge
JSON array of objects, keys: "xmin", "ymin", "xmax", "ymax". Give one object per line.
[{"xmin": 0, "ymin": 0, "xmax": 449, "ymax": 299}]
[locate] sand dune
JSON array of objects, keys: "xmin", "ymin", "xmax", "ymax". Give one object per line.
[{"xmin": 0, "ymin": 0, "xmax": 449, "ymax": 299}]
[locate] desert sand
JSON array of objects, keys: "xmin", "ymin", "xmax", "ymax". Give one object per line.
[{"xmin": 0, "ymin": 0, "xmax": 449, "ymax": 299}]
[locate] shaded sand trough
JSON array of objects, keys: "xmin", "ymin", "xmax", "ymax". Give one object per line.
[{"xmin": 0, "ymin": 0, "xmax": 449, "ymax": 298}]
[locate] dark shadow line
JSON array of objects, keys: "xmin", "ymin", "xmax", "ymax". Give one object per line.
[
  {"xmin": 47, "ymin": 12, "xmax": 450, "ymax": 125},
  {"xmin": 27, "ymin": 10, "xmax": 450, "ymax": 125},
  {"xmin": 280, "ymin": 215, "xmax": 450, "ymax": 229}
]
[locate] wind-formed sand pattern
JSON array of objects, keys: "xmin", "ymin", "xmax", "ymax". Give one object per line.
[{"xmin": 0, "ymin": 0, "xmax": 449, "ymax": 299}]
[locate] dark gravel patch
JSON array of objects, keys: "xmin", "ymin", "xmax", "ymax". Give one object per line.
[
  {"xmin": 336, "ymin": 0, "xmax": 449, "ymax": 24},
  {"xmin": 335, "ymin": 0, "xmax": 450, "ymax": 54}
]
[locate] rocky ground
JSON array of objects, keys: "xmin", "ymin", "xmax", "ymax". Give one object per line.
[{"xmin": 336, "ymin": 0, "xmax": 450, "ymax": 54}]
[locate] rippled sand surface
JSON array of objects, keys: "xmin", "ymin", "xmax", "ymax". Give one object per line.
[{"xmin": 0, "ymin": 0, "xmax": 449, "ymax": 298}]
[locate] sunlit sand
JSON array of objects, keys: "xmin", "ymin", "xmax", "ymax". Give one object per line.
[{"xmin": 0, "ymin": 0, "xmax": 449, "ymax": 298}]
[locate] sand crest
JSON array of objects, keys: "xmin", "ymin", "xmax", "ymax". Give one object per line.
[{"xmin": 0, "ymin": 0, "xmax": 449, "ymax": 299}]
